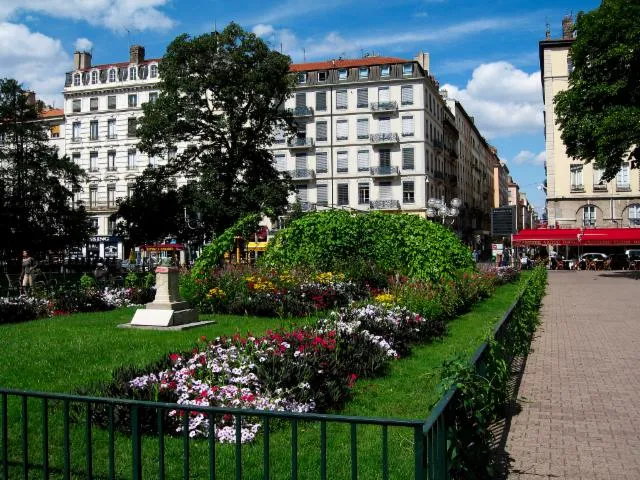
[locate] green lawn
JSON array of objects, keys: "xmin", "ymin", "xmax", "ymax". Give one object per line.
[{"xmin": 0, "ymin": 275, "xmax": 527, "ymax": 479}]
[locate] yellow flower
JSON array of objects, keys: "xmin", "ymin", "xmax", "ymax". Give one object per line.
[
  {"xmin": 207, "ymin": 287, "xmax": 226, "ymax": 299},
  {"xmin": 374, "ymin": 293, "xmax": 395, "ymax": 305}
]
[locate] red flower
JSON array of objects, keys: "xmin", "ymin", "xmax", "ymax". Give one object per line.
[
  {"xmin": 347, "ymin": 373, "xmax": 358, "ymax": 388},
  {"xmin": 169, "ymin": 353, "xmax": 179, "ymax": 362}
]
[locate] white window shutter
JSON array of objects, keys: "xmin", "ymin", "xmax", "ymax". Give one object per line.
[
  {"xmin": 357, "ymin": 151, "xmax": 370, "ymax": 171},
  {"xmin": 336, "ymin": 90, "xmax": 347, "ymax": 109},
  {"xmin": 401, "ymin": 86, "xmax": 413, "ymax": 105},
  {"xmin": 275, "ymin": 154, "xmax": 286, "ymax": 172},
  {"xmin": 337, "ymin": 120, "xmax": 348, "ymax": 140},
  {"xmin": 402, "ymin": 116, "xmax": 414, "ymax": 136},
  {"xmin": 379, "ymin": 182, "xmax": 392, "ymax": 199},
  {"xmin": 317, "ymin": 184, "xmax": 328, "ymax": 205},
  {"xmin": 378, "ymin": 87, "xmax": 390, "ymax": 102},
  {"xmin": 379, "ymin": 117, "xmax": 391, "ymax": 134},
  {"xmin": 357, "ymin": 119, "xmax": 369, "ymax": 138},
  {"xmin": 337, "ymin": 151, "xmax": 348, "ymax": 172},
  {"xmin": 296, "ymin": 185, "xmax": 308, "ymax": 202},
  {"xmin": 316, "ymin": 152, "xmax": 328, "ymax": 173},
  {"xmin": 295, "ymin": 153, "xmax": 307, "ymax": 170}
]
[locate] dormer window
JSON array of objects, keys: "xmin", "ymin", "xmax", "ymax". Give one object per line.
[
  {"xmin": 297, "ymin": 72, "xmax": 307, "ymax": 84},
  {"xmin": 318, "ymin": 71, "xmax": 327, "ymax": 82},
  {"xmin": 150, "ymin": 64, "xmax": 158, "ymax": 78},
  {"xmin": 91, "ymin": 71, "xmax": 98, "ymax": 84},
  {"xmin": 402, "ymin": 63, "xmax": 413, "ymax": 76},
  {"xmin": 129, "ymin": 66, "xmax": 137, "ymax": 80},
  {"xmin": 73, "ymin": 73, "xmax": 80, "ymax": 86},
  {"xmin": 380, "ymin": 65, "xmax": 390, "ymax": 77},
  {"xmin": 338, "ymin": 69, "xmax": 348, "ymax": 80},
  {"xmin": 359, "ymin": 67, "xmax": 369, "ymax": 79},
  {"xmin": 109, "ymin": 69, "xmax": 116, "ymax": 82}
]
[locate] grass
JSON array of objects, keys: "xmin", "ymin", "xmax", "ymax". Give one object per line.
[{"xmin": 0, "ymin": 275, "xmax": 528, "ymax": 479}]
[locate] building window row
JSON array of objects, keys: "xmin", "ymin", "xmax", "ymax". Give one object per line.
[
  {"xmin": 296, "ymin": 63, "xmax": 414, "ymax": 85},
  {"xmin": 70, "ymin": 92, "xmax": 158, "ymax": 113},
  {"xmin": 70, "ymin": 118, "xmax": 138, "ymax": 141},
  {"xmin": 70, "ymin": 64, "xmax": 158, "ymax": 88},
  {"xmin": 293, "ymin": 86, "xmax": 414, "ymax": 112}
]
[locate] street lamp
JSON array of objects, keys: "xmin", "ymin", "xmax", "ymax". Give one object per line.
[{"xmin": 426, "ymin": 197, "xmax": 462, "ymax": 225}]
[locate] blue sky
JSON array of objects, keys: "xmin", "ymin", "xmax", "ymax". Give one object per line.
[{"xmin": 0, "ymin": 0, "xmax": 601, "ymax": 213}]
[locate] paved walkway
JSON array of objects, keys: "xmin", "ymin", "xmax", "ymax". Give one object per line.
[{"xmin": 506, "ymin": 271, "xmax": 640, "ymax": 479}]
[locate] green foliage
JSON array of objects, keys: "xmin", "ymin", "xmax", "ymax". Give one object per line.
[
  {"xmin": 554, "ymin": 1, "xmax": 640, "ymax": 180},
  {"xmin": 79, "ymin": 273, "xmax": 97, "ymax": 290},
  {"xmin": 262, "ymin": 210, "xmax": 474, "ymax": 281},
  {"xmin": 143, "ymin": 272, "xmax": 156, "ymax": 289},
  {"xmin": 124, "ymin": 271, "xmax": 139, "ymax": 288}
]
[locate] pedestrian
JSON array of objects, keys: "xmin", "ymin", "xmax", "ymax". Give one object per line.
[
  {"xmin": 473, "ymin": 249, "xmax": 480, "ymax": 263},
  {"xmin": 20, "ymin": 250, "xmax": 37, "ymax": 295},
  {"xmin": 94, "ymin": 262, "xmax": 109, "ymax": 283}
]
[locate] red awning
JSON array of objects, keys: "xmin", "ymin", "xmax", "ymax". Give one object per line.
[
  {"xmin": 512, "ymin": 228, "xmax": 640, "ymax": 247},
  {"xmin": 140, "ymin": 243, "xmax": 185, "ymax": 252}
]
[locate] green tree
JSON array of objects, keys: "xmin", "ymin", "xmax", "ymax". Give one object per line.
[
  {"xmin": 0, "ymin": 78, "xmax": 92, "ymax": 260},
  {"xmin": 554, "ymin": 0, "xmax": 640, "ymax": 180},
  {"xmin": 115, "ymin": 23, "xmax": 294, "ymax": 243}
]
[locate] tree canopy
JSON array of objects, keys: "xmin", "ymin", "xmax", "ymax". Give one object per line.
[
  {"xmin": 554, "ymin": 0, "xmax": 640, "ymax": 180},
  {"xmin": 114, "ymin": 23, "xmax": 294, "ymax": 244},
  {"xmin": 0, "ymin": 78, "xmax": 92, "ymax": 260}
]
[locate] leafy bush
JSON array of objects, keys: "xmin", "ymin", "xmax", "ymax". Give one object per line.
[
  {"xmin": 79, "ymin": 273, "xmax": 97, "ymax": 290},
  {"xmin": 262, "ymin": 210, "xmax": 474, "ymax": 282},
  {"xmin": 0, "ymin": 297, "xmax": 50, "ymax": 324}
]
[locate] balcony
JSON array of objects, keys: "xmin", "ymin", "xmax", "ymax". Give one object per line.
[
  {"xmin": 370, "ymin": 165, "xmax": 400, "ymax": 177},
  {"xmin": 593, "ymin": 183, "xmax": 607, "ymax": 192},
  {"xmin": 288, "ymin": 137, "xmax": 315, "ymax": 149},
  {"xmin": 370, "ymin": 133, "xmax": 399, "ymax": 145},
  {"xmin": 370, "ymin": 199, "xmax": 401, "ymax": 210},
  {"xmin": 299, "ymin": 202, "xmax": 317, "ymax": 212},
  {"xmin": 616, "ymin": 183, "xmax": 631, "ymax": 192},
  {"xmin": 70, "ymin": 137, "xmax": 82, "ymax": 144},
  {"xmin": 87, "ymin": 202, "xmax": 118, "ymax": 212},
  {"xmin": 287, "ymin": 169, "xmax": 316, "ymax": 181},
  {"xmin": 434, "ymin": 170, "xmax": 444, "ymax": 182},
  {"xmin": 570, "ymin": 185, "xmax": 585, "ymax": 193},
  {"xmin": 370, "ymin": 101, "xmax": 398, "ymax": 113},
  {"xmin": 288, "ymin": 106, "xmax": 314, "ymax": 118}
]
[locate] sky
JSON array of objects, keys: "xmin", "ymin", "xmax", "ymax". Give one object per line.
[{"xmin": 0, "ymin": 0, "xmax": 601, "ymax": 214}]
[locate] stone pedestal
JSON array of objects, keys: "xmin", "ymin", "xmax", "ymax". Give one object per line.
[{"xmin": 129, "ymin": 266, "xmax": 199, "ymax": 327}]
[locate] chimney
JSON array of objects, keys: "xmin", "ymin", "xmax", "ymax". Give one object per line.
[
  {"xmin": 130, "ymin": 45, "xmax": 145, "ymax": 64},
  {"xmin": 414, "ymin": 51, "xmax": 430, "ymax": 73},
  {"xmin": 73, "ymin": 51, "xmax": 92, "ymax": 70},
  {"xmin": 562, "ymin": 15, "xmax": 574, "ymax": 39}
]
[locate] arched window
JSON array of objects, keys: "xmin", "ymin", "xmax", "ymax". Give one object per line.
[
  {"xmin": 73, "ymin": 73, "xmax": 80, "ymax": 86},
  {"xmin": 91, "ymin": 71, "xmax": 98, "ymax": 84},
  {"xmin": 583, "ymin": 205, "xmax": 596, "ymax": 227},
  {"xmin": 629, "ymin": 204, "xmax": 640, "ymax": 226},
  {"xmin": 109, "ymin": 69, "xmax": 116, "ymax": 82},
  {"xmin": 129, "ymin": 66, "xmax": 137, "ymax": 81},
  {"xmin": 150, "ymin": 64, "xmax": 158, "ymax": 78}
]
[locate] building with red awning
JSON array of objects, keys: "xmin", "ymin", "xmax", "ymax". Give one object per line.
[{"xmin": 512, "ymin": 228, "xmax": 640, "ymax": 247}]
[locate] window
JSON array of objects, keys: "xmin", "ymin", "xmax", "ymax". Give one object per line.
[
  {"xmin": 316, "ymin": 184, "xmax": 328, "ymax": 206},
  {"xmin": 378, "ymin": 116, "xmax": 391, "ymax": 134},
  {"xmin": 357, "ymin": 150, "xmax": 369, "ymax": 172},
  {"xmin": 274, "ymin": 154, "xmax": 286, "ymax": 172},
  {"xmin": 402, "ymin": 63, "xmax": 413, "ymax": 76},
  {"xmin": 402, "ymin": 115, "xmax": 414, "ymax": 137},
  {"xmin": 380, "ymin": 65, "xmax": 390, "ymax": 77},
  {"xmin": 89, "ymin": 152, "xmax": 98, "ymax": 171},
  {"xmin": 401, "ymin": 85, "xmax": 413, "ymax": 105},
  {"xmin": 148, "ymin": 92, "xmax": 158, "ymax": 103},
  {"xmin": 295, "ymin": 92, "xmax": 306, "ymax": 108},
  {"xmin": 107, "ymin": 95, "xmax": 116, "ymax": 109},
  {"xmin": 379, "ymin": 181, "xmax": 392, "ymax": 200},
  {"xmin": 89, "ymin": 190, "xmax": 97, "ymax": 208},
  {"xmin": 107, "ymin": 150, "xmax": 116, "ymax": 171},
  {"xmin": 128, "ymin": 149, "xmax": 136, "ymax": 170},
  {"xmin": 316, "ymin": 91, "xmax": 327, "ymax": 111},
  {"xmin": 378, "ymin": 86, "xmax": 390, "ymax": 103},
  {"xmin": 127, "ymin": 183, "xmax": 135, "ymax": 198},
  {"xmin": 338, "ymin": 69, "xmax": 348, "ymax": 80},
  {"xmin": 570, "ymin": 164, "xmax": 583, "ymax": 191},
  {"xmin": 73, "ymin": 74, "xmax": 80, "ymax": 86},
  {"xmin": 593, "ymin": 167, "xmax": 606, "ymax": 190},
  {"xmin": 128, "ymin": 94, "xmax": 137, "ymax": 108},
  {"xmin": 72, "ymin": 99, "xmax": 81, "ymax": 113},
  {"xmin": 109, "ymin": 69, "xmax": 116, "ymax": 82},
  {"xmin": 150, "ymin": 64, "xmax": 158, "ymax": 78},
  {"xmin": 616, "ymin": 162, "xmax": 630, "ymax": 190},
  {"xmin": 129, "ymin": 66, "xmax": 137, "ymax": 81},
  {"xmin": 402, "ymin": 147, "xmax": 415, "ymax": 170},
  {"xmin": 91, "ymin": 71, "xmax": 98, "ymax": 84},
  {"xmin": 583, "ymin": 205, "xmax": 596, "ymax": 227},
  {"xmin": 89, "ymin": 97, "xmax": 98, "ymax": 111},
  {"xmin": 274, "ymin": 127, "xmax": 285, "ymax": 144},
  {"xmin": 629, "ymin": 205, "xmax": 640, "ymax": 226},
  {"xmin": 357, "ymin": 88, "xmax": 368, "ymax": 108},
  {"xmin": 107, "ymin": 119, "xmax": 116, "ymax": 139},
  {"xmin": 336, "ymin": 89, "xmax": 347, "ymax": 109},
  {"xmin": 356, "ymin": 118, "xmax": 369, "ymax": 139},
  {"xmin": 128, "ymin": 118, "xmax": 137, "ymax": 137},
  {"xmin": 316, "ymin": 152, "xmax": 328, "ymax": 173},
  {"xmin": 89, "ymin": 120, "xmax": 99, "ymax": 140},
  {"xmin": 72, "ymin": 153, "xmax": 80, "ymax": 165},
  {"xmin": 336, "ymin": 120, "xmax": 348, "ymax": 140},
  {"xmin": 297, "ymin": 72, "xmax": 307, "ymax": 84},
  {"xmin": 318, "ymin": 71, "xmax": 327, "ymax": 82},
  {"xmin": 295, "ymin": 185, "xmax": 308, "ymax": 203},
  {"xmin": 359, "ymin": 67, "xmax": 369, "ymax": 79},
  {"xmin": 337, "ymin": 183, "xmax": 349, "ymax": 205},
  {"xmin": 108, "ymin": 219, "xmax": 116, "ymax": 235},
  {"xmin": 316, "ymin": 121, "xmax": 328, "ymax": 142},
  {"xmin": 72, "ymin": 122, "xmax": 81, "ymax": 141},
  {"xmin": 403, "ymin": 181, "xmax": 415, "ymax": 203},
  {"xmin": 337, "ymin": 151, "xmax": 348, "ymax": 172},
  {"xmin": 107, "ymin": 185, "xmax": 116, "ymax": 208},
  {"xmin": 379, "ymin": 149, "xmax": 391, "ymax": 167},
  {"xmin": 50, "ymin": 125, "xmax": 60, "ymax": 138},
  {"xmin": 358, "ymin": 183, "xmax": 370, "ymax": 204},
  {"xmin": 295, "ymin": 152, "xmax": 308, "ymax": 172}
]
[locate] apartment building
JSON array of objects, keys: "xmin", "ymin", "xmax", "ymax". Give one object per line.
[
  {"xmin": 62, "ymin": 46, "xmax": 164, "ymax": 259},
  {"xmin": 540, "ymin": 16, "xmax": 640, "ymax": 228}
]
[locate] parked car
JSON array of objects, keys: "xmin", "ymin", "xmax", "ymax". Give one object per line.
[
  {"xmin": 578, "ymin": 252, "xmax": 608, "ymax": 270},
  {"xmin": 625, "ymin": 249, "xmax": 640, "ymax": 261}
]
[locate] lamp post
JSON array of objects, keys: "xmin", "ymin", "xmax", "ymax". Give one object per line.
[
  {"xmin": 183, "ymin": 208, "xmax": 204, "ymax": 266},
  {"xmin": 426, "ymin": 197, "xmax": 462, "ymax": 225}
]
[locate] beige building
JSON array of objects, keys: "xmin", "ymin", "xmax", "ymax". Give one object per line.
[{"xmin": 540, "ymin": 16, "xmax": 640, "ymax": 228}]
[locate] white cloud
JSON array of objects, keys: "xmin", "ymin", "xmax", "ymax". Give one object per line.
[
  {"xmin": 252, "ymin": 24, "xmax": 299, "ymax": 55},
  {"xmin": 0, "ymin": 21, "xmax": 69, "ymax": 106},
  {"xmin": 252, "ymin": 24, "xmax": 275, "ymax": 37},
  {"xmin": 74, "ymin": 37, "xmax": 93, "ymax": 52},
  {"xmin": 513, "ymin": 150, "xmax": 546, "ymax": 165},
  {"xmin": 247, "ymin": 0, "xmax": 353, "ymax": 24},
  {"xmin": 442, "ymin": 62, "xmax": 544, "ymax": 138},
  {"xmin": 0, "ymin": 0, "xmax": 175, "ymax": 32}
]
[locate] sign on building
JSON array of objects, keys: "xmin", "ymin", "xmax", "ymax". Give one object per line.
[{"xmin": 491, "ymin": 206, "xmax": 517, "ymax": 236}]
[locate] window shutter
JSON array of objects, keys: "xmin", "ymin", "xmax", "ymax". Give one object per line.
[
  {"xmin": 357, "ymin": 119, "xmax": 369, "ymax": 139},
  {"xmin": 357, "ymin": 151, "xmax": 369, "ymax": 171},
  {"xmin": 378, "ymin": 117, "xmax": 391, "ymax": 134},
  {"xmin": 379, "ymin": 149, "xmax": 391, "ymax": 166},
  {"xmin": 295, "ymin": 185, "xmax": 308, "ymax": 203},
  {"xmin": 337, "ymin": 184, "xmax": 349, "ymax": 205},
  {"xmin": 316, "ymin": 121, "xmax": 327, "ymax": 141},
  {"xmin": 336, "ymin": 90, "xmax": 347, "ymax": 109},
  {"xmin": 316, "ymin": 91, "xmax": 327, "ymax": 111},
  {"xmin": 336, "ymin": 120, "xmax": 348, "ymax": 140},
  {"xmin": 402, "ymin": 116, "xmax": 414, "ymax": 136},
  {"xmin": 357, "ymin": 88, "xmax": 368, "ymax": 108},
  {"xmin": 378, "ymin": 87, "xmax": 390, "ymax": 102},
  {"xmin": 402, "ymin": 147, "xmax": 415, "ymax": 170},
  {"xmin": 337, "ymin": 151, "xmax": 348, "ymax": 172},
  {"xmin": 296, "ymin": 92, "xmax": 306, "ymax": 108},
  {"xmin": 379, "ymin": 181, "xmax": 392, "ymax": 199},
  {"xmin": 401, "ymin": 86, "xmax": 413, "ymax": 105},
  {"xmin": 317, "ymin": 184, "xmax": 328, "ymax": 206},
  {"xmin": 295, "ymin": 153, "xmax": 307, "ymax": 170},
  {"xmin": 316, "ymin": 152, "xmax": 328, "ymax": 173},
  {"xmin": 275, "ymin": 154, "xmax": 286, "ymax": 172}
]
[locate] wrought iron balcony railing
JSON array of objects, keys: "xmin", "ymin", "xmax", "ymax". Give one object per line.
[
  {"xmin": 370, "ymin": 165, "xmax": 400, "ymax": 177},
  {"xmin": 570, "ymin": 184, "xmax": 585, "ymax": 192},
  {"xmin": 299, "ymin": 202, "xmax": 317, "ymax": 212},
  {"xmin": 370, "ymin": 199, "xmax": 401, "ymax": 210},
  {"xmin": 288, "ymin": 137, "xmax": 315, "ymax": 149},
  {"xmin": 370, "ymin": 101, "xmax": 398, "ymax": 113},
  {"xmin": 287, "ymin": 169, "xmax": 316, "ymax": 180},
  {"xmin": 369, "ymin": 133, "xmax": 399, "ymax": 145},
  {"xmin": 616, "ymin": 183, "xmax": 631, "ymax": 192},
  {"xmin": 288, "ymin": 106, "xmax": 314, "ymax": 117}
]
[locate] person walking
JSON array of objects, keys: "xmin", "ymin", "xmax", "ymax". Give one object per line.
[{"xmin": 20, "ymin": 250, "xmax": 37, "ymax": 295}]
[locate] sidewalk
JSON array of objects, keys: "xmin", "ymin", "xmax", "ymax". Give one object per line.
[{"xmin": 506, "ymin": 271, "xmax": 640, "ymax": 479}]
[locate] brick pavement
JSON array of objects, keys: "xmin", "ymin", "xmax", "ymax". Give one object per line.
[{"xmin": 506, "ymin": 271, "xmax": 640, "ymax": 479}]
